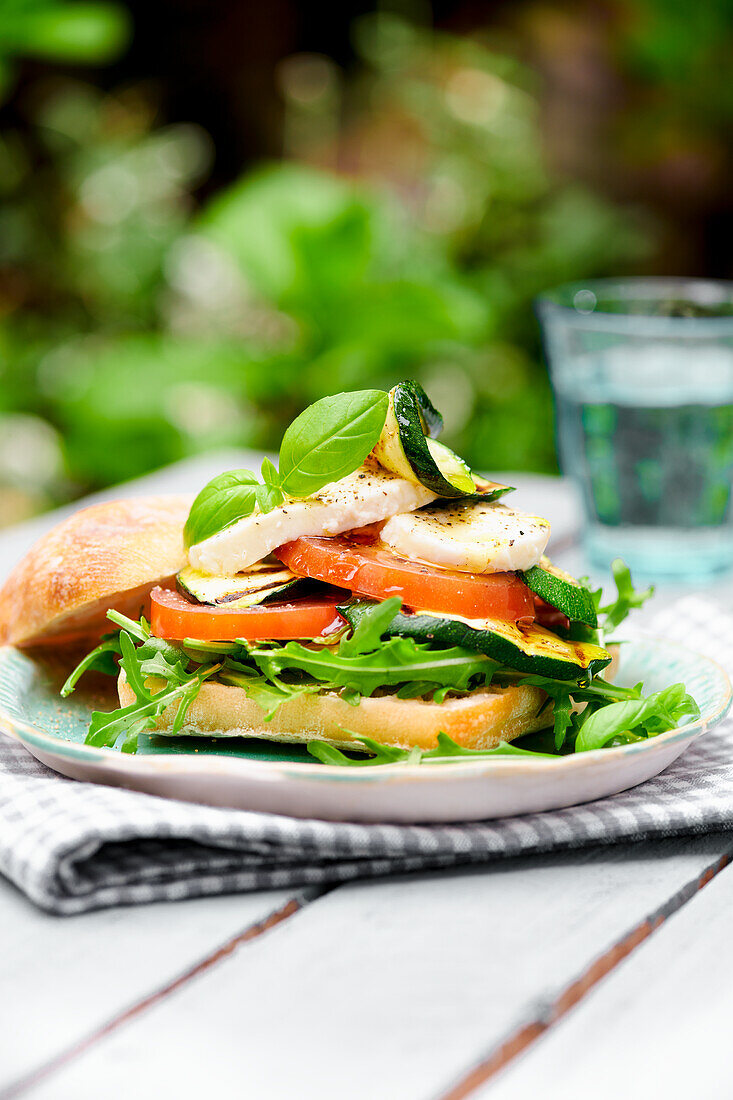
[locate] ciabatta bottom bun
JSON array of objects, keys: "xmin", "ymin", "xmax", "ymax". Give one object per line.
[{"xmin": 118, "ymin": 672, "xmax": 547, "ymax": 752}]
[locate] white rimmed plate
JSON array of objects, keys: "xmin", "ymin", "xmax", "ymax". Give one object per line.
[{"xmin": 0, "ymin": 638, "xmax": 730, "ymax": 822}]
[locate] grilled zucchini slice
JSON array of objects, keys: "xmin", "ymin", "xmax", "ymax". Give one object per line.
[
  {"xmin": 341, "ymin": 601, "xmax": 610, "ymax": 681},
  {"xmin": 522, "ymin": 557, "xmax": 598, "ymax": 627},
  {"xmin": 373, "ymin": 380, "xmax": 511, "ymax": 501},
  {"xmin": 177, "ymin": 562, "xmax": 299, "ymax": 609}
]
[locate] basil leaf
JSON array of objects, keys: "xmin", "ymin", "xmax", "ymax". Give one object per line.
[
  {"xmin": 257, "ymin": 458, "xmax": 285, "ymax": 514},
  {"xmin": 255, "ymin": 482, "xmax": 284, "ymax": 514},
  {"xmin": 260, "ymin": 456, "xmax": 281, "ymax": 488},
  {"xmin": 575, "ymin": 683, "xmax": 699, "ymax": 752},
  {"xmin": 278, "ymin": 389, "xmax": 389, "ymax": 497},
  {"xmin": 184, "ymin": 469, "xmax": 259, "ymax": 548}
]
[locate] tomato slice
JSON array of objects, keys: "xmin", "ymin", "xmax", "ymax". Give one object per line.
[
  {"xmin": 276, "ymin": 538, "xmax": 535, "ymax": 621},
  {"xmin": 150, "ymin": 586, "xmax": 346, "ymax": 641},
  {"xmin": 533, "ymin": 595, "xmax": 570, "ymax": 631}
]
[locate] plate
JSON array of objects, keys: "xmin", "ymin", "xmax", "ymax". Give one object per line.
[{"xmin": 0, "ymin": 639, "xmax": 730, "ymax": 823}]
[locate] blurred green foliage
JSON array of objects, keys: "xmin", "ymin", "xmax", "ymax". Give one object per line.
[
  {"xmin": 0, "ymin": 8, "xmax": 652, "ymax": 521},
  {"xmin": 0, "ymin": 0, "xmax": 129, "ymax": 99}
]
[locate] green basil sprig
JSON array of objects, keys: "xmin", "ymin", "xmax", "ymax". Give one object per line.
[
  {"xmin": 183, "ymin": 388, "xmax": 389, "ymax": 548},
  {"xmin": 278, "ymin": 389, "xmax": 389, "ymax": 496},
  {"xmin": 184, "ymin": 469, "xmax": 261, "ymax": 549}
]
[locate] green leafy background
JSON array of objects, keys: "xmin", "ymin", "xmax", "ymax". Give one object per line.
[{"xmin": 2, "ymin": 0, "xmax": 727, "ymax": 522}]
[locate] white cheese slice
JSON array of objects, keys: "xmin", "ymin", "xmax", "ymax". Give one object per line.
[
  {"xmin": 380, "ymin": 500, "xmax": 550, "ymax": 574},
  {"xmin": 188, "ymin": 460, "xmax": 436, "ymax": 574}
]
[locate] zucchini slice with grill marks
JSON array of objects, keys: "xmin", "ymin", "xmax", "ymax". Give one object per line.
[
  {"xmin": 341, "ymin": 601, "xmax": 610, "ymax": 681},
  {"xmin": 469, "ymin": 474, "xmax": 515, "ymax": 502},
  {"xmin": 522, "ymin": 557, "xmax": 598, "ymax": 627},
  {"xmin": 373, "ymin": 380, "xmax": 511, "ymax": 501},
  {"xmin": 177, "ymin": 562, "xmax": 300, "ymax": 609}
]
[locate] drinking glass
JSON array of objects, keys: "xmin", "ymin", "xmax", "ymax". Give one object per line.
[{"xmin": 536, "ymin": 278, "xmax": 733, "ymax": 581}]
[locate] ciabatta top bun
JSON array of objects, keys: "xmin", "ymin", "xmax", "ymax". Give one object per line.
[{"xmin": 0, "ymin": 496, "xmax": 191, "ymax": 647}]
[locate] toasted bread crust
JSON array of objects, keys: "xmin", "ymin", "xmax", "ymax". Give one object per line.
[
  {"xmin": 0, "ymin": 496, "xmax": 191, "ymax": 647},
  {"xmin": 118, "ymin": 672, "xmax": 548, "ymax": 752}
]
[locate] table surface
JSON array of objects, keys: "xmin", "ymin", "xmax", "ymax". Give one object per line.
[{"xmin": 1, "ymin": 453, "xmax": 731, "ymax": 1100}]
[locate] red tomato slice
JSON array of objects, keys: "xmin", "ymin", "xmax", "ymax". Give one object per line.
[
  {"xmin": 150, "ymin": 586, "xmax": 346, "ymax": 641},
  {"xmin": 533, "ymin": 595, "xmax": 570, "ymax": 631},
  {"xmin": 276, "ymin": 538, "xmax": 535, "ymax": 621}
]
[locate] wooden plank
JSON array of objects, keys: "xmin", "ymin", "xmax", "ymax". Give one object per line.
[
  {"xmin": 23, "ymin": 835, "xmax": 733, "ymax": 1100},
  {"xmin": 0, "ymin": 883, "xmax": 313, "ymax": 1096},
  {"xmin": 472, "ymin": 849, "xmax": 733, "ymax": 1100}
]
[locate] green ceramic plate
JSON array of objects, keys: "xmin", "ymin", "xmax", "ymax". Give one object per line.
[{"xmin": 0, "ymin": 638, "xmax": 730, "ymax": 823}]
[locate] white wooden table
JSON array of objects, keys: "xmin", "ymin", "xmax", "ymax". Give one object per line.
[{"xmin": 1, "ymin": 454, "xmax": 732, "ymax": 1100}]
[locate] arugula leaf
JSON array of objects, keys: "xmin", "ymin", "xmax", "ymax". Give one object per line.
[
  {"xmin": 422, "ymin": 732, "xmax": 556, "ymax": 760},
  {"xmin": 432, "ymin": 685, "xmax": 472, "ymax": 703},
  {"xmin": 278, "ymin": 389, "xmax": 388, "ymax": 497},
  {"xmin": 107, "ymin": 610, "xmax": 149, "ymax": 641},
  {"xmin": 217, "ymin": 667, "xmax": 316, "ymax": 719},
  {"xmin": 118, "ymin": 630, "xmax": 154, "ymax": 702},
  {"xmin": 61, "ymin": 635, "xmax": 122, "ymax": 697},
  {"xmin": 183, "ymin": 638, "xmax": 243, "ymax": 657},
  {"xmin": 139, "ymin": 650, "xmax": 190, "ymax": 684},
  {"xmin": 184, "ymin": 469, "xmax": 260, "ymax": 548},
  {"xmin": 575, "ymin": 683, "xmax": 699, "ymax": 752},
  {"xmin": 600, "ymin": 559, "xmax": 654, "ymax": 634},
  {"xmin": 308, "ymin": 737, "xmax": 414, "ymax": 766},
  {"xmin": 543, "ymin": 683, "xmax": 574, "ymax": 750},
  {"xmin": 137, "ymin": 634, "xmax": 191, "ymax": 669},
  {"xmin": 307, "ymin": 730, "xmax": 556, "ymax": 766},
  {"xmin": 397, "ymin": 680, "xmax": 438, "ymax": 700},
  {"xmin": 120, "ymin": 716, "xmax": 155, "ymax": 754},
  {"xmin": 249, "ymin": 634, "xmax": 496, "ymax": 697},
  {"xmin": 337, "ymin": 597, "xmax": 401, "ymax": 657},
  {"xmin": 74, "ymin": 610, "xmax": 224, "ymax": 752},
  {"xmin": 85, "ymin": 685, "xmax": 169, "ymax": 749},
  {"xmin": 170, "ymin": 675, "xmax": 208, "ymax": 735},
  {"xmin": 85, "ymin": 663, "xmax": 221, "ymax": 751}
]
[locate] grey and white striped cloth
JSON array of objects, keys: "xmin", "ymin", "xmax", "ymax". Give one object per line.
[{"xmin": 0, "ymin": 596, "xmax": 730, "ymax": 914}]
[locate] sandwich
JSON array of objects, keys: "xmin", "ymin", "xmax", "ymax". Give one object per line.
[{"xmin": 0, "ymin": 381, "xmax": 698, "ymax": 763}]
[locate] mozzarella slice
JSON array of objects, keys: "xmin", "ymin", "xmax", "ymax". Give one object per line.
[
  {"xmin": 380, "ymin": 500, "xmax": 550, "ymax": 574},
  {"xmin": 188, "ymin": 461, "xmax": 436, "ymax": 574}
]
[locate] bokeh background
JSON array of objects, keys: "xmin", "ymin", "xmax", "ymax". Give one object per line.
[{"xmin": 2, "ymin": 0, "xmax": 732, "ymax": 524}]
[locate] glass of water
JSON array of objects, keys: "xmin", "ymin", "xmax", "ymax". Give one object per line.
[{"xmin": 536, "ymin": 278, "xmax": 733, "ymax": 582}]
